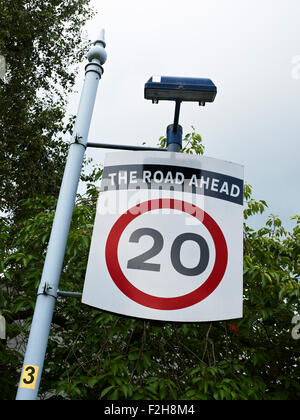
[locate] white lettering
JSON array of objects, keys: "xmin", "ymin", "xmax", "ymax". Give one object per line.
[
  {"xmin": 108, "ymin": 173, "xmax": 117, "ymax": 185},
  {"xmin": 153, "ymin": 170, "xmax": 164, "ymax": 183},
  {"xmin": 129, "ymin": 171, "xmax": 137, "ymax": 184},
  {"xmin": 220, "ymin": 181, "xmax": 229, "ymax": 195},
  {"xmin": 118, "ymin": 171, "xmax": 127, "ymax": 184},
  {"xmin": 104, "ymin": 404, "xmax": 139, "ymax": 418},
  {"xmin": 292, "ymin": 315, "xmax": 300, "ymax": 340},
  {"xmin": 175, "ymin": 172, "xmax": 184, "ymax": 184},
  {"xmin": 230, "ymin": 184, "xmax": 240, "ymax": 197},
  {"xmin": 165, "ymin": 171, "xmax": 174, "ymax": 183},
  {"xmin": 143, "ymin": 170, "xmax": 152, "ymax": 183},
  {"xmin": 199, "ymin": 176, "xmax": 210, "ymax": 189},
  {"xmin": 211, "ymin": 178, "xmax": 219, "ymax": 192},
  {"xmin": 189, "ymin": 174, "xmax": 198, "ymax": 187}
]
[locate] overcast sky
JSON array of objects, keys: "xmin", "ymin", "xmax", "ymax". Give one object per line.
[{"xmin": 67, "ymin": 0, "xmax": 300, "ymax": 231}]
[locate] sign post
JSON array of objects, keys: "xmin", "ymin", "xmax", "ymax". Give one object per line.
[
  {"xmin": 15, "ymin": 36, "xmax": 243, "ymax": 396},
  {"xmin": 16, "ymin": 30, "xmax": 107, "ymax": 400},
  {"xmin": 82, "ymin": 151, "xmax": 244, "ymax": 322}
]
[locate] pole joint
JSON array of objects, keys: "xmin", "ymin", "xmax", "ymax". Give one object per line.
[
  {"xmin": 70, "ymin": 133, "xmax": 87, "ymax": 149},
  {"xmin": 166, "ymin": 124, "xmax": 182, "ymax": 152},
  {"xmin": 85, "ymin": 62, "xmax": 104, "ymax": 78},
  {"xmin": 37, "ymin": 282, "xmax": 58, "ymax": 299}
]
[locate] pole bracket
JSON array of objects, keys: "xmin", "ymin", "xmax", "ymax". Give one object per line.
[
  {"xmin": 70, "ymin": 134, "xmax": 87, "ymax": 150},
  {"xmin": 37, "ymin": 282, "xmax": 58, "ymax": 299},
  {"xmin": 57, "ymin": 290, "xmax": 82, "ymax": 298}
]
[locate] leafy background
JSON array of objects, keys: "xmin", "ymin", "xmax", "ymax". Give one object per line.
[{"xmin": 0, "ymin": 0, "xmax": 299, "ymax": 401}]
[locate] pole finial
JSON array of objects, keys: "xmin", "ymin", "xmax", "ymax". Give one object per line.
[
  {"xmin": 87, "ymin": 28, "xmax": 107, "ymax": 65},
  {"xmin": 94, "ymin": 28, "xmax": 106, "ymax": 47}
]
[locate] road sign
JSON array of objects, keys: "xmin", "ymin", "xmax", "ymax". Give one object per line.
[{"xmin": 82, "ymin": 151, "xmax": 244, "ymax": 322}]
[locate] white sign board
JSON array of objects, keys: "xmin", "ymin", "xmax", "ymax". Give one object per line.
[{"xmin": 82, "ymin": 151, "xmax": 244, "ymax": 322}]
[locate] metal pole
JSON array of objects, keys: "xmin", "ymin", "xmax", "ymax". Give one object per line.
[
  {"xmin": 166, "ymin": 123, "xmax": 182, "ymax": 152},
  {"xmin": 172, "ymin": 100, "xmax": 181, "ymax": 134},
  {"xmin": 87, "ymin": 142, "xmax": 167, "ymax": 152},
  {"xmin": 57, "ymin": 290, "xmax": 82, "ymax": 298},
  {"xmin": 166, "ymin": 100, "xmax": 182, "ymax": 152},
  {"xmin": 16, "ymin": 30, "xmax": 107, "ymax": 400}
]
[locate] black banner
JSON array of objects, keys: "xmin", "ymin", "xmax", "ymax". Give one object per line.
[{"xmin": 101, "ymin": 164, "xmax": 243, "ymax": 206}]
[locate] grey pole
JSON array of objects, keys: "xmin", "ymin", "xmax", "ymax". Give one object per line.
[
  {"xmin": 16, "ymin": 30, "xmax": 107, "ymax": 400},
  {"xmin": 166, "ymin": 101, "xmax": 182, "ymax": 152},
  {"xmin": 166, "ymin": 124, "xmax": 182, "ymax": 152}
]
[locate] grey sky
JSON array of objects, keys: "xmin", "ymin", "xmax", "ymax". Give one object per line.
[{"xmin": 67, "ymin": 0, "xmax": 300, "ymax": 231}]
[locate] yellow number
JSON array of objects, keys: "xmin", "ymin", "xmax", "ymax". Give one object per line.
[{"xmin": 20, "ymin": 365, "xmax": 39, "ymax": 390}]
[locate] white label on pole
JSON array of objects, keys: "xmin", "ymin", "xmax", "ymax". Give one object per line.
[{"xmin": 82, "ymin": 151, "xmax": 244, "ymax": 322}]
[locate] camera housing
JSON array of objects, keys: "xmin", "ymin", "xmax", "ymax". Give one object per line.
[{"xmin": 144, "ymin": 75, "xmax": 217, "ymax": 105}]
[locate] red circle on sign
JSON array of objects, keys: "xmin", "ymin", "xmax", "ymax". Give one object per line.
[{"xmin": 105, "ymin": 199, "xmax": 228, "ymax": 310}]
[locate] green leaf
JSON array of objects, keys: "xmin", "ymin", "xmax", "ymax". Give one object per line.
[{"xmin": 100, "ymin": 385, "xmax": 115, "ymax": 399}]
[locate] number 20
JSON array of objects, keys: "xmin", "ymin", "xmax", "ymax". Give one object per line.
[{"xmin": 127, "ymin": 228, "xmax": 209, "ymax": 276}]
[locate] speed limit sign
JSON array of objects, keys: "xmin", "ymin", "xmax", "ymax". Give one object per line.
[{"xmin": 82, "ymin": 151, "xmax": 244, "ymax": 322}]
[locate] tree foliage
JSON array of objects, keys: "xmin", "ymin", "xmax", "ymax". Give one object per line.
[
  {"xmin": 0, "ymin": 0, "xmax": 94, "ymax": 218},
  {"xmin": 1, "ymin": 133, "xmax": 299, "ymax": 400}
]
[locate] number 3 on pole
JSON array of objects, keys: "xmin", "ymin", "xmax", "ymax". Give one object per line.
[{"xmin": 19, "ymin": 365, "xmax": 39, "ymax": 390}]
